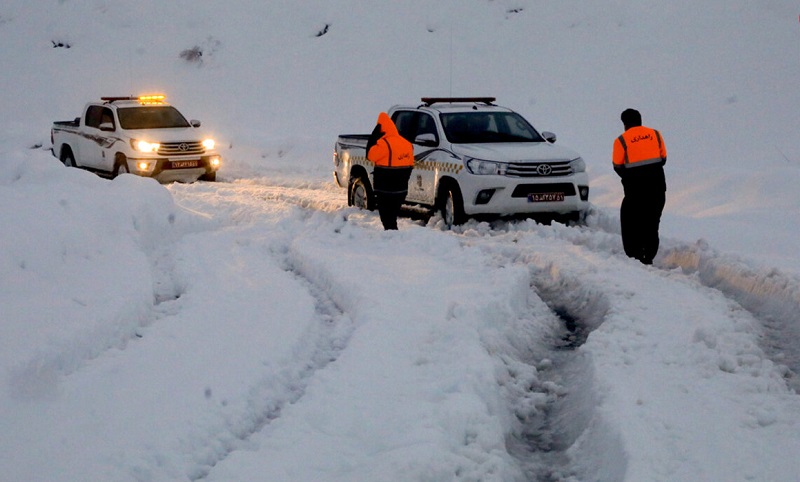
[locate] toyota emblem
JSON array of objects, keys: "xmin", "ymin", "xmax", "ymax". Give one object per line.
[
  {"xmin": 179, "ymin": 143, "xmax": 189, "ymax": 152},
  {"xmin": 536, "ymin": 164, "xmax": 552, "ymax": 176}
]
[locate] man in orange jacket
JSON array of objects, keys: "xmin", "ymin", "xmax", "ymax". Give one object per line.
[
  {"xmin": 612, "ymin": 108, "xmax": 667, "ymax": 265},
  {"xmin": 367, "ymin": 112, "xmax": 414, "ymax": 230}
]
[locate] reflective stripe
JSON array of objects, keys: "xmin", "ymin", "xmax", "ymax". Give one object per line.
[
  {"xmin": 353, "ymin": 155, "xmax": 462, "ymax": 174},
  {"xmin": 618, "ymin": 156, "xmax": 663, "ymax": 168},
  {"xmin": 617, "ymin": 135, "xmax": 629, "ymax": 165}
]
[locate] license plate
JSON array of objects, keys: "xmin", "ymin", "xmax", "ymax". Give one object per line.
[
  {"xmin": 170, "ymin": 160, "xmax": 199, "ymax": 169},
  {"xmin": 528, "ymin": 192, "xmax": 564, "ymax": 202}
]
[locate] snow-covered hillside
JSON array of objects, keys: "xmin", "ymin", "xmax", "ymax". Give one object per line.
[{"xmin": 2, "ymin": 1, "xmax": 800, "ymax": 480}]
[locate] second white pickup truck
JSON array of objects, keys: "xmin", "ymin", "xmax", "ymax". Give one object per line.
[
  {"xmin": 51, "ymin": 95, "xmax": 221, "ymax": 183},
  {"xmin": 333, "ymin": 97, "xmax": 590, "ymax": 227}
]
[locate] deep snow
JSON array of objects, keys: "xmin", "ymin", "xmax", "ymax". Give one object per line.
[{"xmin": 2, "ymin": 1, "xmax": 800, "ymax": 481}]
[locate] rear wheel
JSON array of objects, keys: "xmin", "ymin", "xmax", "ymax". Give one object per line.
[
  {"xmin": 349, "ymin": 175, "xmax": 375, "ymax": 210},
  {"xmin": 60, "ymin": 149, "xmax": 76, "ymax": 167},
  {"xmin": 439, "ymin": 183, "xmax": 466, "ymax": 229}
]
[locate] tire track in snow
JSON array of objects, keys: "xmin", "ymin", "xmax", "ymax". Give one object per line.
[
  {"xmin": 659, "ymin": 242, "xmax": 800, "ymax": 392},
  {"xmin": 473, "ymin": 238, "xmax": 619, "ymax": 481},
  {"xmin": 588, "ymin": 218, "xmax": 800, "ymax": 393},
  {"xmin": 482, "ymin": 214, "xmax": 800, "ymax": 393},
  {"xmin": 172, "ymin": 210, "xmax": 357, "ymax": 481},
  {"xmin": 218, "ymin": 179, "xmax": 347, "ymax": 215},
  {"xmin": 175, "ymin": 179, "xmax": 800, "ymax": 481},
  {"xmin": 461, "ymin": 216, "xmax": 799, "ymax": 480},
  {"xmin": 10, "ymin": 177, "xmax": 355, "ymax": 479},
  {"xmin": 186, "ymin": 257, "xmax": 354, "ymax": 480},
  {"xmin": 7, "ymin": 242, "xmax": 187, "ymax": 401}
]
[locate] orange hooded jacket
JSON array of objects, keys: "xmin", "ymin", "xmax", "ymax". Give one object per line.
[{"xmin": 367, "ymin": 112, "xmax": 414, "ymax": 168}]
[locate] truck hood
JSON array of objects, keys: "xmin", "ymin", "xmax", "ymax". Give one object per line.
[
  {"xmin": 127, "ymin": 127, "xmax": 207, "ymax": 143},
  {"xmin": 451, "ymin": 142, "xmax": 580, "ymax": 163}
]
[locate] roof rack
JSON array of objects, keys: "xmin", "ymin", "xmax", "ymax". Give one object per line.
[
  {"xmin": 420, "ymin": 97, "xmax": 496, "ymax": 107},
  {"xmin": 101, "ymin": 96, "xmax": 137, "ymax": 103}
]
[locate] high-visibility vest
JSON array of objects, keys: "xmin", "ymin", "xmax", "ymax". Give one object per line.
[
  {"xmin": 613, "ymin": 126, "xmax": 666, "ymax": 169},
  {"xmin": 368, "ymin": 113, "xmax": 414, "ymax": 168}
]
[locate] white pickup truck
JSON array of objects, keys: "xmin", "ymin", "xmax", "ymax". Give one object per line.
[
  {"xmin": 51, "ymin": 95, "xmax": 221, "ymax": 183},
  {"xmin": 333, "ymin": 97, "xmax": 590, "ymax": 227}
]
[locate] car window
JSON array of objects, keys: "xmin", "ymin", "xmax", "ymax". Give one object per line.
[
  {"xmin": 392, "ymin": 111, "xmax": 417, "ymax": 143},
  {"xmin": 100, "ymin": 108, "xmax": 115, "ymax": 130},
  {"xmin": 440, "ymin": 112, "xmax": 545, "ymax": 143},
  {"xmin": 392, "ymin": 111, "xmax": 439, "ymax": 145},
  {"xmin": 417, "ymin": 113, "xmax": 438, "ymax": 142},
  {"xmin": 85, "ymin": 105, "xmax": 104, "ymax": 128},
  {"xmin": 117, "ymin": 106, "xmax": 191, "ymax": 130}
]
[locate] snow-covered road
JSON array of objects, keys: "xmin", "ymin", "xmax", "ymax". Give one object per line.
[{"xmin": 3, "ymin": 161, "xmax": 800, "ymax": 481}]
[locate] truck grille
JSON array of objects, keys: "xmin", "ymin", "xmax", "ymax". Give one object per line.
[
  {"xmin": 506, "ymin": 160, "xmax": 572, "ymax": 177},
  {"xmin": 158, "ymin": 141, "xmax": 204, "ymax": 156}
]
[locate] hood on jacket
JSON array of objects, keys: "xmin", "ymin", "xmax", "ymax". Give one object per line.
[{"xmin": 376, "ymin": 112, "xmax": 399, "ymax": 137}]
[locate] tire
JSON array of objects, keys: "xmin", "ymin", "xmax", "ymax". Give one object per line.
[
  {"xmin": 60, "ymin": 148, "xmax": 76, "ymax": 167},
  {"xmin": 199, "ymin": 172, "xmax": 217, "ymax": 182},
  {"xmin": 554, "ymin": 210, "xmax": 586, "ymax": 227},
  {"xmin": 439, "ymin": 182, "xmax": 466, "ymax": 228},
  {"xmin": 114, "ymin": 156, "xmax": 129, "ymax": 178},
  {"xmin": 349, "ymin": 175, "xmax": 375, "ymax": 211}
]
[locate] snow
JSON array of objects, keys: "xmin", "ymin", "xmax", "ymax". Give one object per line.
[{"xmin": 2, "ymin": 0, "xmax": 800, "ymax": 480}]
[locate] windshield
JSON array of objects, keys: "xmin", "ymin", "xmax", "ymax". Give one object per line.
[
  {"xmin": 440, "ymin": 112, "xmax": 545, "ymax": 143},
  {"xmin": 117, "ymin": 106, "xmax": 191, "ymax": 130}
]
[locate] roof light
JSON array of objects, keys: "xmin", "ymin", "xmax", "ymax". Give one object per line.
[{"xmin": 138, "ymin": 94, "xmax": 166, "ymax": 105}]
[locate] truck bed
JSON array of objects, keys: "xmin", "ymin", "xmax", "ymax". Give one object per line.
[
  {"xmin": 337, "ymin": 134, "xmax": 370, "ymax": 149},
  {"xmin": 53, "ymin": 118, "xmax": 80, "ymax": 128}
]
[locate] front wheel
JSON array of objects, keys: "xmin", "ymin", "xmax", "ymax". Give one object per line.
[
  {"xmin": 114, "ymin": 156, "xmax": 129, "ymax": 178},
  {"xmin": 557, "ymin": 210, "xmax": 586, "ymax": 226},
  {"xmin": 199, "ymin": 172, "xmax": 217, "ymax": 182},
  {"xmin": 439, "ymin": 183, "xmax": 466, "ymax": 229}
]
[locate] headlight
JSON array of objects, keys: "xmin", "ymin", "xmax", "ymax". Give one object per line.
[
  {"xmin": 209, "ymin": 156, "xmax": 221, "ymax": 169},
  {"xmin": 570, "ymin": 157, "xmax": 586, "ymax": 173},
  {"xmin": 465, "ymin": 157, "xmax": 507, "ymax": 175},
  {"xmin": 202, "ymin": 138, "xmax": 215, "ymax": 150},
  {"xmin": 131, "ymin": 139, "xmax": 160, "ymax": 153}
]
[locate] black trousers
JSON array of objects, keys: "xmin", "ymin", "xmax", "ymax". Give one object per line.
[
  {"xmin": 620, "ymin": 190, "xmax": 666, "ymax": 265},
  {"xmin": 373, "ymin": 166, "xmax": 412, "ymax": 230},
  {"xmin": 375, "ymin": 190, "xmax": 408, "ymax": 230}
]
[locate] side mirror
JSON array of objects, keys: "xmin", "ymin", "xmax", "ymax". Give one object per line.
[
  {"xmin": 190, "ymin": 120, "xmax": 202, "ymax": 128},
  {"xmin": 541, "ymin": 131, "xmax": 557, "ymax": 143},
  {"xmin": 99, "ymin": 122, "xmax": 115, "ymax": 132},
  {"xmin": 414, "ymin": 133, "xmax": 437, "ymax": 147}
]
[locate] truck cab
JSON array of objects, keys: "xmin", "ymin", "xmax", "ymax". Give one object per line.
[{"xmin": 51, "ymin": 95, "xmax": 221, "ymax": 183}]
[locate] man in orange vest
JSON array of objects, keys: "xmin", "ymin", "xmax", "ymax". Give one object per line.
[
  {"xmin": 612, "ymin": 108, "xmax": 667, "ymax": 265},
  {"xmin": 367, "ymin": 112, "xmax": 415, "ymax": 230}
]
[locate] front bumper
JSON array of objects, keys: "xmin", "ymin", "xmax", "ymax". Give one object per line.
[
  {"xmin": 130, "ymin": 154, "xmax": 221, "ymax": 183},
  {"xmin": 458, "ymin": 173, "xmax": 590, "ymax": 216}
]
